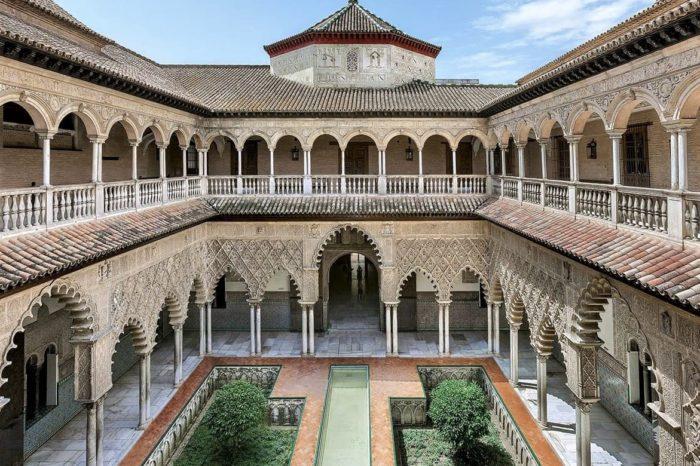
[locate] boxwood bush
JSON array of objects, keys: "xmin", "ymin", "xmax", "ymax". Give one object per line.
[{"xmin": 203, "ymin": 380, "xmax": 267, "ymax": 453}]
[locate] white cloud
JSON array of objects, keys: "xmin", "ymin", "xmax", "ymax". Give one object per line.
[
  {"xmin": 442, "ymin": 51, "xmax": 526, "ymax": 83},
  {"xmin": 474, "ymin": 0, "xmax": 649, "ymax": 45}
]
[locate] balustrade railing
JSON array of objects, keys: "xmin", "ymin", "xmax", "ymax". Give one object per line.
[
  {"xmin": 522, "ymin": 181, "xmax": 541, "ymax": 205},
  {"xmin": 544, "ymin": 182, "xmax": 569, "ymax": 211},
  {"xmin": 344, "ymin": 175, "xmax": 377, "ymax": 195},
  {"xmin": 104, "ymin": 181, "xmax": 135, "ymax": 214},
  {"xmin": 312, "ymin": 176, "xmax": 342, "ymax": 195},
  {"xmin": 618, "ymin": 189, "xmax": 668, "ymax": 233},
  {"xmin": 456, "ymin": 175, "xmax": 486, "ymax": 194},
  {"xmin": 576, "ymin": 184, "xmax": 611, "ymax": 221},
  {"xmin": 166, "ymin": 178, "xmax": 187, "ymax": 201},
  {"xmin": 502, "ymin": 178, "xmax": 518, "ymax": 200},
  {"xmin": 685, "ymin": 195, "xmax": 700, "ymax": 241},
  {"xmin": 275, "ymin": 176, "xmax": 304, "ymax": 195},
  {"xmin": 240, "ymin": 176, "xmax": 269, "ymax": 195},
  {"xmin": 386, "ymin": 176, "xmax": 419, "ymax": 195},
  {"xmin": 208, "ymin": 176, "xmax": 237, "ymax": 196},
  {"xmin": 52, "ymin": 184, "xmax": 95, "ymax": 224},
  {"xmin": 423, "ymin": 175, "xmax": 453, "ymax": 194},
  {"xmin": 0, "ymin": 188, "xmax": 46, "ymax": 234},
  {"xmin": 188, "ymin": 177, "xmax": 202, "ymax": 197},
  {"xmin": 138, "ymin": 180, "xmax": 163, "ymax": 208}
]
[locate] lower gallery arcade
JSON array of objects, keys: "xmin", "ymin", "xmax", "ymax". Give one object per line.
[{"xmin": 0, "ymin": 219, "xmax": 696, "ymax": 465}]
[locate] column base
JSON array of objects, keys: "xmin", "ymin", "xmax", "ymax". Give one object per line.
[{"xmin": 137, "ymin": 420, "xmax": 151, "ymax": 431}]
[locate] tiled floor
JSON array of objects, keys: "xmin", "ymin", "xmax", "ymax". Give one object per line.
[{"xmin": 26, "ymin": 328, "xmax": 653, "ymax": 466}]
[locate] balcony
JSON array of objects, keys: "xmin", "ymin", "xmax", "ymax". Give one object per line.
[{"xmin": 0, "ymin": 174, "xmax": 487, "ymax": 237}]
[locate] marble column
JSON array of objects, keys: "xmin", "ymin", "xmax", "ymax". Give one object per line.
[
  {"xmin": 392, "ymin": 304, "xmax": 399, "ymax": 356},
  {"xmin": 567, "ymin": 137, "xmax": 580, "ymax": 182},
  {"xmin": 517, "ymin": 144, "xmax": 525, "ymax": 178},
  {"xmin": 130, "ymin": 142, "xmax": 139, "ymax": 180},
  {"xmin": 256, "ymin": 303, "xmax": 262, "ymax": 355},
  {"xmin": 173, "ymin": 325, "xmax": 183, "ymax": 387},
  {"xmin": 385, "ymin": 304, "xmax": 392, "ymax": 354},
  {"xmin": 539, "ymin": 140, "xmax": 548, "ymax": 180},
  {"xmin": 138, "ymin": 352, "xmax": 151, "ymax": 429},
  {"xmin": 509, "ymin": 323, "xmax": 520, "ymax": 386},
  {"xmin": 678, "ymin": 127, "xmax": 688, "ymax": 191},
  {"xmin": 198, "ymin": 304, "xmax": 206, "ymax": 357},
  {"xmin": 91, "ymin": 139, "xmax": 100, "ymax": 183},
  {"xmin": 181, "ymin": 147, "xmax": 187, "ymax": 178},
  {"xmin": 206, "ymin": 302, "xmax": 212, "ymax": 354},
  {"xmin": 536, "ymin": 354, "xmax": 548, "ymax": 426},
  {"xmin": 443, "ymin": 303, "xmax": 450, "ymax": 355},
  {"xmin": 487, "ymin": 302, "xmax": 494, "ymax": 353},
  {"xmin": 302, "ymin": 306, "xmax": 308, "ymax": 355},
  {"xmin": 250, "ymin": 303, "xmax": 257, "ymax": 355},
  {"xmin": 308, "ymin": 305, "xmax": 315, "ymax": 355},
  {"xmin": 40, "ymin": 135, "xmax": 52, "ymax": 187},
  {"xmin": 438, "ymin": 302, "xmax": 445, "ymax": 354},
  {"xmin": 500, "ymin": 145, "xmax": 507, "ymax": 176},
  {"xmin": 95, "ymin": 398, "xmax": 103, "ymax": 466},
  {"xmin": 609, "ymin": 133, "xmax": 622, "ymax": 186},
  {"xmin": 576, "ymin": 400, "xmax": 592, "ymax": 466},
  {"xmin": 85, "ymin": 400, "xmax": 99, "ymax": 466},
  {"xmin": 669, "ymin": 129, "xmax": 679, "ymax": 190},
  {"xmin": 493, "ymin": 302, "xmax": 501, "ymax": 354}
]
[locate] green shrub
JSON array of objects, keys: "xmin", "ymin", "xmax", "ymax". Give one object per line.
[
  {"xmin": 428, "ymin": 380, "xmax": 490, "ymax": 456},
  {"xmin": 203, "ymin": 380, "xmax": 267, "ymax": 453}
]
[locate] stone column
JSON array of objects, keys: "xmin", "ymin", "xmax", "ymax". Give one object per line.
[
  {"xmin": 486, "ymin": 148, "xmax": 492, "ymax": 175},
  {"xmin": 237, "ymin": 148, "xmax": 243, "ymax": 176},
  {"xmin": 95, "ymin": 398, "xmax": 104, "ymax": 466},
  {"xmin": 438, "ymin": 302, "xmax": 445, "ymax": 354},
  {"xmin": 575, "ymin": 400, "xmax": 592, "ymax": 466},
  {"xmin": 509, "ymin": 323, "xmax": 520, "ymax": 386},
  {"xmin": 536, "ymin": 354, "xmax": 548, "ymax": 427},
  {"xmin": 173, "ymin": 325, "xmax": 183, "ymax": 387},
  {"xmin": 249, "ymin": 303, "xmax": 257, "ymax": 355},
  {"xmin": 202, "ymin": 149, "xmax": 209, "ymax": 177},
  {"xmin": 181, "ymin": 147, "xmax": 188, "ymax": 178},
  {"xmin": 608, "ymin": 132, "xmax": 622, "ymax": 186},
  {"xmin": 539, "ymin": 140, "xmax": 548, "ymax": 180},
  {"xmin": 392, "ymin": 304, "xmax": 399, "ymax": 356},
  {"xmin": 451, "ymin": 149, "xmax": 457, "ymax": 175},
  {"xmin": 443, "ymin": 303, "xmax": 450, "ymax": 355},
  {"xmin": 308, "ymin": 305, "xmax": 315, "ymax": 355},
  {"xmin": 493, "ymin": 302, "xmax": 501, "ymax": 354},
  {"xmin": 669, "ymin": 129, "xmax": 679, "ymax": 190},
  {"xmin": 158, "ymin": 145, "xmax": 166, "ymax": 178},
  {"xmin": 304, "ymin": 150, "xmax": 312, "ymax": 194},
  {"xmin": 199, "ymin": 304, "xmax": 206, "ymax": 357},
  {"xmin": 517, "ymin": 144, "xmax": 525, "ymax": 178},
  {"xmin": 91, "ymin": 138, "xmax": 100, "ymax": 183},
  {"xmin": 302, "ymin": 305, "xmax": 308, "ymax": 355},
  {"xmin": 567, "ymin": 137, "xmax": 580, "ymax": 182},
  {"xmin": 86, "ymin": 402, "xmax": 96, "ymax": 465},
  {"xmin": 678, "ymin": 127, "xmax": 688, "ymax": 191},
  {"xmin": 39, "ymin": 134, "xmax": 52, "ymax": 187},
  {"xmin": 385, "ymin": 304, "xmax": 392, "ymax": 354},
  {"xmin": 487, "ymin": 302, "xmax": 494, "ymax": 353},
  {"xmin": 138, "ymin": 352, "xmax": 151, "ymax": 429},
  {"xmin": 130, "ymin": 142, "xmax": 139, "ymax": 181},
  {"xmin": 256, "ymin": 303, "xmax": 262, "ymax": 355},
  {"xmin": 206, "ymin": 302, "xmax": 212, "ymax": 354}
]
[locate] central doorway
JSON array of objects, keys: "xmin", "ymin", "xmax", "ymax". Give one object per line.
[
  {"xmin": 344, "ymin": 141, "xmax": 369, "ymax": 175},
  {"xmin": 327, "ymin": 253, "xmax": 380, "ymax": 330}
]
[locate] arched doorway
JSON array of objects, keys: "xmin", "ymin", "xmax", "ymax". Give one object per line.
[{"xmin": 327, "ymin": 253, "xmax": 379, "ymax": 330}]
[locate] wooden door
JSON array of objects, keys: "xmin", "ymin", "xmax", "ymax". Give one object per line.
[{"xmin": 345, "ymin": 143, "xmax": 369, "ymax": 175}]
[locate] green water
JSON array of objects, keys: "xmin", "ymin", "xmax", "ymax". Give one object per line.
[{"xmin": 315, "ymin": 366, "xmax": 371, "ymax": 466}]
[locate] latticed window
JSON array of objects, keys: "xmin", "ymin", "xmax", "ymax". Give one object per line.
[
  {"xmin": 552, "ymin": 135, "xmax": 569, "ymax": 180},
  {"xmin": 186, "ymin": 145, "xmax": 198, "ymax": 175},
  {"xmin": 622, "ymin": 123, "xmax": 650, "ymax": 187}
]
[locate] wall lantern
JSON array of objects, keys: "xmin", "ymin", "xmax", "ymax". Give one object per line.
[
  {"xmin": 291, "ymin": 141, "xmax": 300, "ymax": 161},
  {"xmin": 586, "ymin": 139, "xmax": 597, "ymax": 159},
  {"xmin": 405, "ymin": 138, "xmax": 414, "ymax": 161}
]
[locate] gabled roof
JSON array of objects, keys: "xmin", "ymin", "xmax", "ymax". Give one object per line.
[{"xmin": 263, "ymin": 0, "xmax": 441, "ymax": 58}]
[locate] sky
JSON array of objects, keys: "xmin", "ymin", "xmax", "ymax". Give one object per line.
[{"xmin": 55, "ymin": 0, "xmax": 652, "ymax": 84}]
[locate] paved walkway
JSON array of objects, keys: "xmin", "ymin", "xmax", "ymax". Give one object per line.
[{"xmin": 26, "ymin": 329, "xmax": 653, "ymax": 466}]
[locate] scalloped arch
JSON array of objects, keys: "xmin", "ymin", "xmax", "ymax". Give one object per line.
[{"xmin": 314, "ymin": 224, "xmax": 383, "ymax": 268}]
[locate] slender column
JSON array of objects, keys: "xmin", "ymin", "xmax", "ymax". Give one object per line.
[
  {"xmin": 418, "ymin": 148, "xmax": 424, "ymax": 176},
  {"xmin": 487, "ymin": 302, "xmax": 494, "ymax": 353},
  {"xmin": 451, "ymin": 149, "xmax": 457, "ymax": 176},
  {"xmin": 206, "ymin": 302, "xmax": 212, "ymax": 354},
  {"xmin": 493, "ymin": 302, "xmax": 501, "ymax": 354},
  {"xmin": 378, "ymin": 150, "xmax": 383, "ymax": 175},
  {"xmin": 85, "ymin": 401, "xmax": 97, "ymax": 466},
  {"xmin": 308, "ymin": 305, "xmax": 315, "ymax": 355},
  {"xmin": 576, "ymin": 400, "xmax": 592, "ymax": 466},
  {"xmin": 138, "ymin": 352, "xmax": 151, "ymax": 429},
  {"xmin": 198, "ymin": 304, "xmax": 206, "ymax": 357},
  {"xmin": 237, "ymin": 148, "xmax": 243, "ymax": 176},
  {"xmin": 392, "ymin": 304, "xmax": 398, "ymax": 356},
  {"xmin": 302, "ymin": 305, "xmax": 308, "ymax": 355},
  {"xmin": 340, "ymin": 149, "xmax": 345, "ymax": 175},
  {"xmin": 91, "ymin": 139, "xmax": 101, "ymax": 183},
  {"xmin": 181, "ymin": 147, "xmax": 187, "ymax": 178},
  {"xmin": 197, "ymin": 150, "xmax": 204, "ymax": 176},
  {"xmin": 500, "ymin": 146, "xmax": 507, "ymax": 176},
  {"xmin": 385, "ymin": 304, "xmax": 392, "ymax": 354},
  {"xmin": 443, "ymin": 303, "xmax": 450, "ymax": 355},
  {"xmin": 509, "ymin": 323, "xmax": 520, "ymax": 386},
  {"xmin": 95, "ymin": 398, "xmax": 104, "ymax": 466},
  {"xmin": 98, "ymin": 142, "xmax": 103, "ymax": 183},
  {"xmin": 678, "ymin": 128, "xmax": 688, "ymax": 191},
  {"xmin": 517, "ymin": 144, "xmax": 525, "ymax": 178},
  {"xmin": 486, "ymin": 148, "xmax": 492, "ymax": 175},
  {"xmin": 269, "ymin": 148, "xmax": 275, "ymax": 176},
  {"xmin": 536, "ymin": 354, "xmax": 548, "ymax": 426},
  {"xmin": 539, "ymin": 140, "xmax": 548, "ymax": 180},
  {"xmin": 254, "ymin": 304, "xmax": 262, "ymax": 355},
  {"xmin": 202, "ymin": 149, "xmax": 208, "ymax": 177},
  {"xmin": 438, "ymin": 303, "xmax": 445, "ymax": 354},
  {"xmin": 250, "ymin": 303, "xmax": 256, "ymax": 355},
  {"xmin": 609, "ymin": 133, "xmax": 622, "ymax": 186},
  {"xmin": 131, "ymin": 142, "xmax": 139, "ymax": 180},
  {"xmin": 488, "ymin": 149, "xmax": 495, "ymax": 176},
  {"xmin": 567, "ymin": 137, "xmax": 580, "ymax": 182},
  {"xmin": 158, "ymin": 146, "xmax": 166, "ymax": 178},
  {"xmin": 173, "ymin": 325, "xmax": 183, "ymax": 386},
  {"xmin": 669, "ymin": 130, "xmax": 679, "ymax": 190},
  {"xmin": 382, "ymin": 150, "xmax": 387, "ymax": 176},
  {"xmin": 40, "ymin": 135, "xmax": 52, "ymax": 187}
]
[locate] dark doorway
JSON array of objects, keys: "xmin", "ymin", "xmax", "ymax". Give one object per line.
[
  {"xmin": 242, "ymin": 140, "xmax": 259, "ymax": 175},
  {"xmin": 328, "ymin": 254, "xmax": 379, "ymax": 330},
  {"xmin": 344, "ymin": 142, "xmax": 369, "ymax": 175},
  {"xmin": 447, "ymin": 141, "xmax": 473, "ymax": 175}
]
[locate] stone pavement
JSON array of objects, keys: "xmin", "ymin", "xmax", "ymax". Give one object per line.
[{"xmin": 26, "ymin": 329, "xmax": 653, "ymax": 466}]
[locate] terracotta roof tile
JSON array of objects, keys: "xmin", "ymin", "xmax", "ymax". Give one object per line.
[{"xmin": 476, "ymin": 199, "xmax": 700, "ymax": 314}]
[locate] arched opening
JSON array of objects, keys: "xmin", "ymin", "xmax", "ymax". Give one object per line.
[
  {"xmin": 421, "ymin": 134, "xmax": 451, "ymax": 175},
  {"xmin": 570, "ymin": 110, "xmax": 611, "ymax": 184},
  {"xmin": 110, "ymin": 320, "xmax": 149, "ymax": 429},
  {"xmin": 326, "ymin": 253, "xmax": 380, "ymax": 331},
  {"xmin": 103, "ymin": 121, "xmax": 137, "ymax": 183},
  {"xmin": 446, "ymin": 268, "xmax": 485, "ymax": 354},
  {"xmin": 309, "ymin": 134, "xmax": 340, "ymax": 176},
  {"xmin": 344, "ymin": 134, "xmax": 378, "ymax": 176},
  {"xmin": 0, "ymin": 332, "xmax": 24, "ymax": 464},
  {"xmin": 136, "ymin": 128, "xmax": 161, "ymax": 180},
  {"xmin": 207, "ymin": 136, "xmax": 237, "ymax": 176},
  {"xmin": 50, "ymin": 113, "xmax": 94, "ymax": 186},
  {"xmin": 520, "ymin": 129, "xmax": 541, "ymax": 179},
  {"xmin": 243, "ymin": 135, "xmax": 269, "ymax": 177},
  {"xmin": 398, "ymin": 269, "xmax": 438, "ymax": 354},
  {"xmin": 545, "ymin": 122, "xmax": 569, "ymax": 181},
  {"xmin": 384, "ymin": 135, "xmax": 419, "ymax": 176},
  {"xmin": 0, "ymin": 102, "xmax": 45, "ymax": 189},
  {"xmin": 260, "ymin": 271, "xmax": 301, "ymax": 354},
  {"xmin": 454, "ymin": 135, "xmax": 488, "ymax": 175},
  {"xmin": 164, "ymin": 133, "xmax": 184, "ymax": 178},
  {"xmin": 185, "ymin": 138, "xmax": 200, "ymax": 177}
]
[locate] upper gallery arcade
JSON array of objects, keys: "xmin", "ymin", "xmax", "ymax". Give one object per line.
[{"xmin": 0, "ymin": 1, "xmax": 698, "ymax": 466}]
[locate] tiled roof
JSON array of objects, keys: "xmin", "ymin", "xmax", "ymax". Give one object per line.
[
  {"xmin": 210, "ymin": 195, "xmax": 489, "ymax": 218},
  {"xmin": 164, "ymin": 65, "xmax": 512, "ymax": 115},
  {"xmin": 476, "ymin": 199, "xmax": 700, "ymax": 313},
  {"xmin": 0, "ymin": 200, "xmax": 217, "ymax": 294}
]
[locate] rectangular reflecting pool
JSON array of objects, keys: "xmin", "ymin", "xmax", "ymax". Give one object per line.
[{"xmin": 316, "ymin": 366, "xmax": 371, "ymax": 466}]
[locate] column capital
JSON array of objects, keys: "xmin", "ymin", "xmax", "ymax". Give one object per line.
[
  {"xmin": 89, "ymin": 137, "xmax": 106, "ymax": 145},
  {"xmin": 536, "ymin": 138, "xmax": 549, "ymax": 146},
  {"xmin": 36, "ymin": 131, "xmax": 56, "ymax": 141},
  {"xmin": 437, "ymin": 300, "xmax": 452, "ymax": 306},
  {"xmin": 536, "ymin": 353, "xmax": 550, "ymax": 363},
  {"xmin": 605, "ymin": 130, "xmax": 624, "ymax": 140},
  {"xmin": 514, "ymin": 142, "xmax": 527, "ymax": 150},
  {"xmin": 179, "ymin": 145, "xmax": 189, "ymax": 151},
  {"xmin": 565, "ymin": 135, "xmax": 582, "ymax": 144},
  {"xmin": 662, "ymin": 119, "xmax": 694, "ymax": 132},
  {"xmin": 128, "ymin": 138, "xmax": 142, "ymax": 147},
  {"xmin": 574, "ymin": 398, "xmax": 594, "ymax": 413},
  {"xmin": 383, "ymin": 301, "xmax": 400, "ymax": 306},
  {"xmin": 155, "ymin": 143, "xmax": 167, "ymax": 150}
]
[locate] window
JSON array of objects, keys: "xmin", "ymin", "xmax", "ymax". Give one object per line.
[
  {"xmin": 25, "ymin": 355, "xmax": 39, "ymax": 427},
  {"xmin": 622, "ymin": 123, "xmax": 650, "ymax": 187},
  {"xmin": 186, "ymin": 144, "xmax": 198, "ymax": 175},
  {"xmin": 551, "ymin": 136, "xmax": 570, "ymax": 180},
  {"xmin": 627, "ymin": 341, "xmax": 655, "ymax": 421}
]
